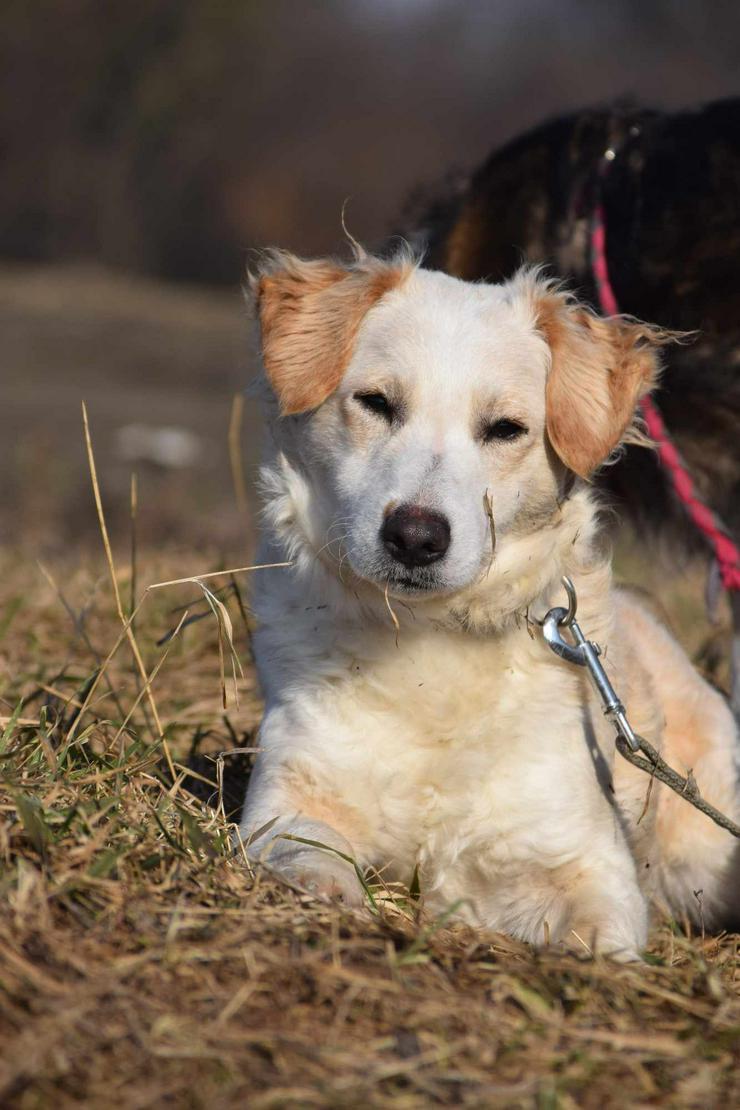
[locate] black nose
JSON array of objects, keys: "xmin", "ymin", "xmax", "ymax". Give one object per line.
[{"xmin": 381, "ymin": 505, "xmax": 451, "ymax": 568}]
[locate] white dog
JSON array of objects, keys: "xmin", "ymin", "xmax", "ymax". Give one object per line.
[{"xmin": 240, "ymin": 248, "xmax": 740, "ymax": 959}]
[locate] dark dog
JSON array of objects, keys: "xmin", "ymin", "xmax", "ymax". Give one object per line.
[{"xmin": 400, "ymin": 98, "xmax": 740, "ymax": 710}]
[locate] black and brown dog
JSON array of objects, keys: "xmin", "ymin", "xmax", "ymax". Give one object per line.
[{"xmin": 400, "ymin": 98, "xmax": 740, "ymax": 711}]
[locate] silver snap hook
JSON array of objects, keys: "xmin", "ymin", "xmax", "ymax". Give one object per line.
[{"xmin": 559, "ymin": 575, "xmax": 578, "ymax": 628}]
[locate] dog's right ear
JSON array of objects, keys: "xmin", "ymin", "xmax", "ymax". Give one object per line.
[
  {"xmin": 528, "ymin": 277, "xmax": 674, "ymax": 477},
  {"xmin": 252, "ymin": 251, "xmax": 410, "ymax": 415}
]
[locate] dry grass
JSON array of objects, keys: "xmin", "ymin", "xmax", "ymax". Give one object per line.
[{"xmin": 1, "ymin": 543, "xmax": 739, "ymax": 1109}]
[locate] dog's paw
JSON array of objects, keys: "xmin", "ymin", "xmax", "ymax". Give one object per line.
[
  {"xmin": 557, "ymin": 920, "xmax": 643, "ymax": 963},
  {"xmin": 280, "ymin": 852, "xmax": 365, "ymax": 907}
]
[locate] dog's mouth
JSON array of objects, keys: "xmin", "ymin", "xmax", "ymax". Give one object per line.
[
  {"xmin": 341, "ymin": 546, "xmax": 463, "ymax": 600},
  {"xmin": 383, "ymin": 568, "xmax": 444, "ymax": 597},
  {"xmin": 393, "ymin": 575, "xmax": 433, "ymax": 591}
]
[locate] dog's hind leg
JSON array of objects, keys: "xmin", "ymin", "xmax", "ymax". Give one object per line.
[
  {"xmin": 638, "ymin": 627, "xmax": 740, "ymax": 927},
  {"xmin": 614, "ymin": 589, "xmax": 740, "ymax": 926}
]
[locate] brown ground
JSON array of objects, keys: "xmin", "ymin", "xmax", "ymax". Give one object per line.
[
  {"xmin": 1, "ymin": 265, "xmax": 738, "ymax": 1107},
  {"xmin": 0, "ymin": 542, "xmax": 738, "ymax": 1109}
]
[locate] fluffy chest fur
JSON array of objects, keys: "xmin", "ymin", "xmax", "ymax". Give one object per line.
[{"xmin": 252, "ymin": 590, "xmax": 617, "ymax": 882}]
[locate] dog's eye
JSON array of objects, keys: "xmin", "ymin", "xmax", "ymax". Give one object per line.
[
  {"xmin": 354, "ymin": 391, "xmax": 394, "ymax": 421},
  {"xmin": 482, "ymin": 418, "xmax": 527, "ymax": 443}
]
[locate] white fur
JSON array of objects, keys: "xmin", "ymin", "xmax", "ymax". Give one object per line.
[{"xmin": 241, "ymin": 264, "xmax": 740, "ymax": 959}]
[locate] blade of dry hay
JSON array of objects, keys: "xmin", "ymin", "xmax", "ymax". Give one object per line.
[
  {"xmin": 66, "ymin": 561, "xmax": 290, "ymax": 743},
  {"xmin": 214, "ymin": 746, "xmax": 261, "ymax": 818},
  {"xmin": 65, "ymin": 597, "xmax": 148, "ymax": 744},
  {"xmin": 228, "ymin": 392, "xmax": 251, "ymax": 543},
  {"xmin": 384, "ymin": 581, "xmax": 401, "ymax": 648},
  {"xmin": 37, "ymin": 559, "xmax": 129, "ymax": 722},
  {"xmin": 147, "ymin": 562, "xmax": 292, "ymax": 589},
  {"xmin": 111, "ymin": 610, "xmax": 190, "ymax": 750},
  {"xmin": 129, "ymin": 471, "xmax": 138, "ymax": 620},
  {"xmin": 483, "ymin": 488, "xmax": 496, "ymax": 572},
  {"xmin": 201, "ymin": 583, "xmax": 243, "ymax": 709},
  {"xmin": 82, "ymin": 401, "xmax": 176, "ymax": 780},
  {"xmin": 151, "ymin": 577, "xmax": 244, "ymax": 709}
]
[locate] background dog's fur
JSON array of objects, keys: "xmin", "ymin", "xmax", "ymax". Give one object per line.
[{"xmin": 398, "ymin": 99, "xmax": 740, "ymax": 560}]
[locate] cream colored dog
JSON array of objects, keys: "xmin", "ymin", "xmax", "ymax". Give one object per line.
[{"xmin": 240, "ymin": 248, "xmax": 740, "ymax": 959}]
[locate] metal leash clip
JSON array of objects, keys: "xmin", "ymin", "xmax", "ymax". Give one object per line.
[{"xmin": 542, "ymin": 576, "xmax": 640, "ymax": 752}]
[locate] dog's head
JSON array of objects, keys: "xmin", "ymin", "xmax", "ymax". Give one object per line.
[{"xmin": 253, "ymin": 250, "xmax": 668, "ymax": 601}]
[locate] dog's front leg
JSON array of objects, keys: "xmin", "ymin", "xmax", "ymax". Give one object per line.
[
  {"xmin": 244, "ymin": 811, "xmax": 365, "ymax": 906},
  {"xmin": 432, "ymin": 784, "xmax": 649, "ymax": 960},
  {"xmin": 550, "ymin": 852, "xmax": 649, "ymax": 962},
  {"xmin": 238, "ymin": 715, "xmax": 369, "ymax": 906}
]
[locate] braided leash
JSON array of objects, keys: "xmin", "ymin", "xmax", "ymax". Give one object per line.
[
  {"xmin": 615, "ymin": 734, "xmax": 740, "ymax": 838},
  {"xmin": 591, "ymin": 161, "xmax": 740, "ymax": 592}
]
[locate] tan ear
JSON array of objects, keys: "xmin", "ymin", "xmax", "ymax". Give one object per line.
[
  {"xmin": 253, "ymin": 251, "xmax": 411, "ymax": 415},
  {"xmin": 535, "ymin": 286, "xmax": 668, "ymax": 477}
]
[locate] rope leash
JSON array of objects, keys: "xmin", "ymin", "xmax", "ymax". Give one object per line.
[
  {"xmin": 543, "ymin": 577, "xmax": 740, "ymax": 840},
  {"xmin": 615, "ymin": 735, "xmax": 740, "ymax": 838},
  {"xmin": 590, "ymin": 160, "xmax": 740, "ymax": 592}
]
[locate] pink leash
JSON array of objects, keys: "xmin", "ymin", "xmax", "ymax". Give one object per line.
[{"xmin": 590, "ymin": 190, "xmax": 740, "ymax": 593}]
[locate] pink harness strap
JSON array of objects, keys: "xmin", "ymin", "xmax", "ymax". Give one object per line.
[{"xmin": 590, "ymin": 198, "xmax": 740, "ymax": 592}]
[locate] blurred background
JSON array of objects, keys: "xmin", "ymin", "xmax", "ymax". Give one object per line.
[{"xmin": 3, "ymin": 0, "xmax": 739, "ymax": 556}]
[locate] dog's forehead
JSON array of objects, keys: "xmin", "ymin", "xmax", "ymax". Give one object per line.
[{"xmin": 351, "ymin": 268, "xmax": 547, "ymax": 392}]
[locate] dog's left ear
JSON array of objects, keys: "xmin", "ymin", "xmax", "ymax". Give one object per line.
[
  {"xmin": 535, "ymin": 286, "xmax": 670, "ymax": 477},
  {"xmin": 252, "ymin": 251, "xmax": 410, "ymax": 415}
]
